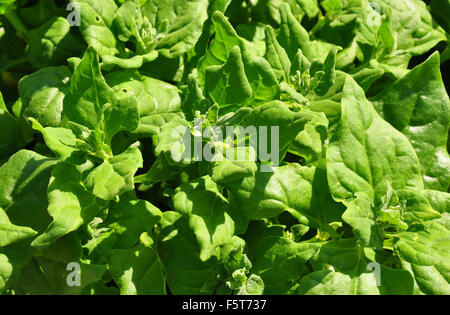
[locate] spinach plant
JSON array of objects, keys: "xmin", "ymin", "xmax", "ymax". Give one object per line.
[{"xmin": 0, "ymin": 0, "xmax": 449, "ymax": 295}]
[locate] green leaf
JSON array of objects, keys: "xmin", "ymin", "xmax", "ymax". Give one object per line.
[
  {"xmin": 109, "ymin": 241, "xmax": 166, "ymax": 294},
  {"xmin": 375, "ymin": 53, "xmax": 450, "ymax": 191},
  {"xmin": 239, "ymin": 101, "xmax": 328, "ymax": 162},
  {"xmin": 85, "ymin": 147, "xmax": 143, "ymax": 201},
  {"xmin": 395, "ymin": 214, "xmax": 450, "ymax": 294},
  {"xmin": 18, "ymin": 0, "xmax": 61, "ymax": 29},
  {"xmin": 401, "ymin": 260, "xmax": 450, "ymax": 295},
  {"xmin": 223, "ymin": 245, "xmax": 252, "ymax": 275},
  {"xmin": 430, "ymin": 0, "xmax": 450, "ymax": 33},
  {"xmin": 31, "ymin": 163, "xmax": 103, "ymax": 248},
  {"xmin": 351, "ymin": 67, "xmax": 384, "ymax": 91},
  {"xmin": 105, "ymin": 197, "xmax": 161, "ymax": 249},
  {"xmin": 113, "ymin": 0, "xmax": 154, "ymax": 47},
  {"xmin": 395, "ymin": 214, "xmax": 449, "ymax": 271},
  {"xmin": 0, "ymin": 0, "xmax": 448, "ymax": 296},
  {"xmin": 157, "ymin": 211, "xmax": 215, "ymax": 294},
  {"xmin": 0, "ymin": 0, "xmax": 15, "ymax": 15},
  {"xmin": 236, "ymin": 274, "xmax": 264, "ymax": 295},
  {"xmin": 0, "ymin": 92, "xmax": 26, "ymax": 163},
  {"xmin": 342, "ymin": 192, "xmax": 383, "ymax": 248},
  {"xmin": 72, "ymin": 0, "xmax": 121, "ymax": 57},
  {"xmin": 29, "ymin": 119, "xmax": 80, "ymax": 160},
  {"xmin": 252, "ymin": 237, "xmax": 319, "ymax": 294},
  {"xmin": 18, "ymin": 66, "xmax": 71, "ymax": 127},
  {"xmin": 27, "ymin": 17, "xmax": 85, "ymax": 68},
  {"xmin": 9, "ymin": 234, "xmax": 108, "ymax": 294},
  {"xmin": 298, "ymin": 238, "xmax": 414, "ymax": 295},
  {"xmin": 30, "ymin": 257, "xmax": 107, "ymax": 294},
  {"xmin": 298, "ymin": 0, "xmax": 320, "ymax": 19},
  {"xmin": 0, "ymin": 241, "xmax": 35, "ymax": 293},
  {"xmin": 216, "ymin": 164, "xmax": 315, "ymax": 221},
  {"xmin": 327, "ymin": 76, "xmax": 424, "ymax": 246},
  {"xmin": 181, "ymin": 74, "xmax": 208, "ymax": 121},
  {"xmin": 205, "ymin": 46, "xmax": 252, "ymax": 113},
  {"xmin": 173, "ymin": 176, "xmax": 235, "ymax": 261},
  {"xmin": 62, "ymin": 46, "xmax": 118, "ymax": 131},
  {"xmin": 377, "ymin": 0, "xmax": 446, "ymax": 61},
  {"xmin": 101, "ymin": 51, "xmax": 158, "ymax": 69},
  {"xmin": 277, "ymin": 3, "xmax": 312, "ymax": 61},
  {"xmin": 62, "ymin": 47, "xmax": 140, "ymax": 148},
  {"xmin": 83, "ymin": 228, "xmax": 116, "ymax": 264},
  {"xmin": 264, "ymin": 25, "xmax": 291, "ymax": 83},
  {"xmin": 396, "ymin": 190, "xmax": 441, "ymax": 225},
  {"xmin": 305, "ymin": 168, "xmax": 345, "ymax": 231},
  {"xmin": 289, "ymin": 120, "xmax": 327, "ymax": 163},
  {"xmin": 197, "ymin": 11, "xmax": 253, "ymax": 84},
  {"xmin": 142, "ymin": 0, "xmax": 208, "ymax": 58},
  {"xmin": 0, "ymin": 207, "xmax": 37, "ymax": 247},
  {"xmin": 423, "ymin": 190, "xmax": 450, "ymax": 214},
  {"xmin": 209, "ymin": 146, "xmax": 258, "ymax": 186},
  {"xmin": 105, "ymin": 69, "xmax": 181, "ymax": 120},
  {"xmin": 0, "ymin": 150, "xmax": 57, "ymax": 233},
  {"xmin": 313, "ymin": 46, "xmax": 340, "ymax": 96},
  {"xmin": 241, "ymin": 46, "xmax": 280, "ymax": 105}
]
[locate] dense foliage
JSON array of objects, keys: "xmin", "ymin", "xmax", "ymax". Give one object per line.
[{"xmin": 0, "ymin": 0, "xmax": 449, "ymax": 295}]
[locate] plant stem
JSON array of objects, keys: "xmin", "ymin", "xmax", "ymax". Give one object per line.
[
  {"xmin": 286, "ymin": 207, "xmax": 341, "ymax": 241},
  {"xmin": 4, "ymin": 8, "xmax": 28, "ymax": 40},
  {"xmin": 0, "ymin": 56, "xmax": 29, "ymax": 73},
  {"xmin": 285, "ymin": 207, "xmax": 309, "ymax": 225},
  {"xmin": 321, "ymin": 224, "xmax": 341, "ymax": 240}
]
